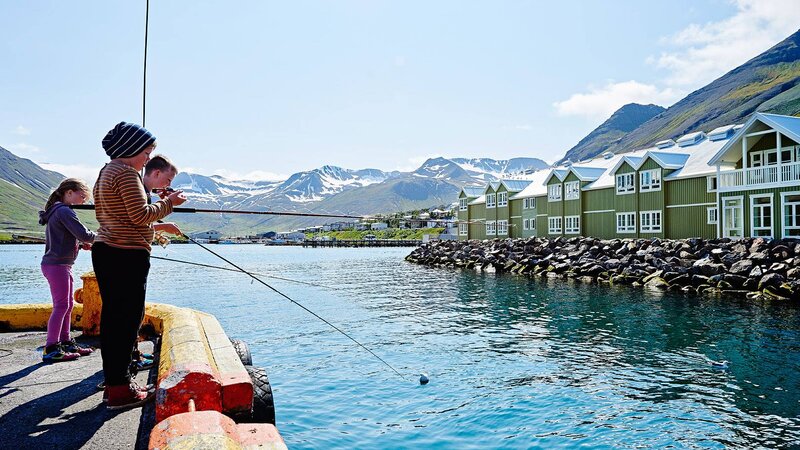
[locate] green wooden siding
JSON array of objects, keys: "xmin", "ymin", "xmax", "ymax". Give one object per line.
[
  {"xmin": 583, "ymin": 188, "xmax": 614, "ymax": 211},
  {"xmin": 665, "ymin": 205, "xmax": 715, "ymax": 239},
  {"xmin": 666, "ymin": 176, "xmax": 715, "ymax": 205},
  {"xmin": 583, "ymin": 211, "xmax": 614, "ymax": 238},
  {"xmin": 468, "ymin": 203, "xmax": 486, "ymax": 240}
]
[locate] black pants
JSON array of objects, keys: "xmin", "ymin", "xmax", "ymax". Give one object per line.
[{"xmin": 92, "ymin": 242, "xmax": 150, "ymax": 386}]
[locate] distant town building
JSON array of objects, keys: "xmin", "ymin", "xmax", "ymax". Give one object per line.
[
  {"xmin": 370, "ymin": 222, "xmax": 388, "ymax": 230},
  {"xmin": 190, "ymin": 230, "xmax": 222, "ymax": 240}
]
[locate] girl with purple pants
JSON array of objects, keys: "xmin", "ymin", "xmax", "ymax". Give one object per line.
[{"xmin": 39, "ymin": 178, "xmax": 96, "ymax": 362}]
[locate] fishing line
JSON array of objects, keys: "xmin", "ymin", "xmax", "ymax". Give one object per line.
[
  {"xmin": 150, "ymin": 255, "xmax": 343, "ymax": 290},
  {"xmin": 182, "ymin": 234, "xmax": 408, "ymax": 381}
]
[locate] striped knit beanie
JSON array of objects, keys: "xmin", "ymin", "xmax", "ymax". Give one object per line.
[{"xmin": 101, "ymin": 122, "xmax": 155, "ymax": 159}]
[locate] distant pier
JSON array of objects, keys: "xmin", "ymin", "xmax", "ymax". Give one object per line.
[{"xmin": 302, "ymin": 239, "xmax": 422, "ymax": 248}]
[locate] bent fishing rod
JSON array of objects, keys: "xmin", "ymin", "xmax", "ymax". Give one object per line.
[
  {"xmin": 70, "ymin": 204, "xmax": 366, "ymax": 220},
  {"xmin": 181, "ymin": 233, "xmax": 408, "ymax": 381}
]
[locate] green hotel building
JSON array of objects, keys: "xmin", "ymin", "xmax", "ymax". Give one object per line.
[{"xmin": 457, "ymin": 112, "xmax": 800, "ymax": 241}]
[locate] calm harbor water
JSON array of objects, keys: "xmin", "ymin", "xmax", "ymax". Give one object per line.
[{"xmin": 2, "ymin": 244, "xmax": 800, "ymax": 449}]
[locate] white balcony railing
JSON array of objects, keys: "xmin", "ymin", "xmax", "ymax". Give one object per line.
[{"xmin": 719, "ymin": 161, "xmax": 800, "ymax": 190}]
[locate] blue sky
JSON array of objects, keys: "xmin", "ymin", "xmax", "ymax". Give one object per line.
[{"xmin": 2, "ymin": 1, "xmax": 799, "ymax": 182}]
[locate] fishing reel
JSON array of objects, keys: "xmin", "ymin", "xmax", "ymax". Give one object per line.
[{"xmin": 153, "ymin": 231, "xmax": 170, "ymax": 248}]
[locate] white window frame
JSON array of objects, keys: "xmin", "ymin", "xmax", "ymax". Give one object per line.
[
  {"xmin": 458, "ymin": 223, "xmax": 468, "ymax": 236},
  {"xmin": 459, "ymin": 198, "xmax": 468, "ymax": 211},
  {"xmin": 547, "ymin": 184, "xmax": 562, "ymax": 202},
  {"xmin": 615, "ymin": 173, "xmax": 635, "ymax": 195},
  {"xmin": 486, "ymin": 193, "xmax": 496, "ymax": 209},
  {"xmin": 485, "ymin": 220, "xmax": 496, "ymax": 236},
  {"xmin": 750, "ymin": 194, "xmax": 774, "ymax": 238},
  {"xmin": 497, "ymin": 191, "xmax": 508, "ymax": 207},
  {"xmin": 523, "ymin": 218, "xmax": 536, "ymax": 231},
  {"xmin": 548, "ymin": 217, "xmax": 562, "ymax": 234},
  {"xmin": 523, "ymin": 198, "xmax": 536, "ymax": 209},
  {"xmin": 706, "ymin": 176, "xmax": 718, "ymax": 193},
  {"xmin": 564, "ymin": 181, "xmax": 580, "ymax": 200},
  {"xmin": 616, "ymin": 212, "xmax": 636, "ymax": 234},
  {"xmin": 706, "ymin": 207, "xmax": 718, "ymax": 225},
  {"xmin": 564, "ymin": 215, "xmax": 580, "ymax": 234},
  {"xmin": 781, "ymin": 191, "xmax": 800, "ymax": 238},
  {"xmin": 722, "ymin": 196, "xmax": 744, "ymax": 238},
  {"xmin": 639, "ymin": 169, "xmax": 662, "ymax": 192},
  {"xmin": 497, "ymin": 220, "xmax": 508, "ymax": 235},
  {"xmin": 640, "ymin": 210, "xmax": 662, "ymax": 233}
]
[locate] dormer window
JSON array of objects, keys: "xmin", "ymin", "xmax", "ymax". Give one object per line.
[
  {"xmin": 616, "ymin": 173, "xmax": 635, "ymax": 194},
  {"xmin": 486, "ymin": 194, "xmax": 496, "ymax": 208},
  {"xmin": 639, "ymin": 169, "xmax": 661, "ymax": 192},
  {"xmin": 497, "ymin": 192, "xmax": 508, "ymax": 207},
  {"xmin": 548, "ymin": 184, "xmax": 562, "ymax": 202},
  {"xmin": 564, "ymin": 181, "xmax": 580, "ymax": 200},
  {"xmin": 459, "ymin": 198, "xmax": 468, "ymax": 211}
]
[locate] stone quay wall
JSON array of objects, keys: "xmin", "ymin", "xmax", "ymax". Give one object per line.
[{"xmin": 405, "ymin": 237, "xmax": 800, "ymax": 300}]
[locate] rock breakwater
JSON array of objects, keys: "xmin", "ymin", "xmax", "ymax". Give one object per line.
[{"xmin": 405, "ymin": 237, "xmax": 800, "ymax": 300}]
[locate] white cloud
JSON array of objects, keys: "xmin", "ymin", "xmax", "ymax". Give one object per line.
[
  {"xmin": 8, "ymin": 143, "xmax": 42, "ymax": 156},
  {"xmin": 38, "ymin": 163, "xmax": 102, "ymax": 183},
  {"xmin": 652, "ymin": 0, "xmax": 800, "ymax": 87},
  {"xmin": 553, "ymin": 81, "xmax": 679, "ymax": 120},
  {"xmin": 554, "ymin": 0, "xmax": 800, "ymax": 120},
  {"xmin": 14, "ymin": 125, "xmax": 31, "ymax": 136}
]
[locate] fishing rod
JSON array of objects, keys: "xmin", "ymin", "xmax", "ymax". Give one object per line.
[
  {"xmin": 181, "ymin": 233, "xmax": 408, "ymax": 381},
  {"xmin": 150, "ymin": 255, "xmax": 343, "ymax": 290},
  {"xmin": 69, "ymin": 204, "xmax": 366, "ymax": 220}
]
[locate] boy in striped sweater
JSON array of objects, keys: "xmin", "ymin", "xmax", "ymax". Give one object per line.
[{"xmin": 92, "ymin": 121, "xmax": 186, "ymax": 410}]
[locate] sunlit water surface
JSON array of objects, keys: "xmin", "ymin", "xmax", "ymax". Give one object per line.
[{"xmin": 2, "ymin": 244, "xmax": 799, "ymax": 449}]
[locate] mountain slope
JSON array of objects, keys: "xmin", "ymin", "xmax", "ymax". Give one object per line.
[
  {"xmin": 557, "ymin": 103, "xmax": 666, "ymax": 164},
  {"xmin": 0, "ymin": 146, "xmax": 70, "ymax": 233},
  {"xmin": 607, "ymin": 29, "xmax": 800, "ymax": 153}
]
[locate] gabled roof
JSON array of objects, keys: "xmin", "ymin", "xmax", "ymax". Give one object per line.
[
  {"xmin": 569, "ymin": 166, "xmax": 606, "ymax": 182},
  {"xmin": 543, "ymin": 168, "xmax": 569, "ymax": 185},
  {"xmin": 643, "ymin": 151, "xmax": 690, "ymax": 170},
  {"xmin": 708, "ymin": 113, "xmax": 800, "ymax": 166},
  {"xmin": 499, "ymin": 179, "xmax": 532, "ymax": 192},
  {"xmin": 483, "ymin": 183, "xmax": 499, "ymax": 194},
  {"xmin": 460, "ymin": 186, "xmax": 485, "ymax": 198},
  {"xmin": 509, "ymin": 170, "xmax": 551, "ymax": 199},
  {"xmin": 609, "ymin": 155, "xmax": 643, "ymax": 175}
]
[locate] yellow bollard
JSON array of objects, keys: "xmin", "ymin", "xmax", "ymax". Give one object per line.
[{"xmin": 74, "ymin": 272, "xmax": 102, "ymax": 336}]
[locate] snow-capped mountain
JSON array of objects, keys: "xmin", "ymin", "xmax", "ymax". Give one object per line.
[{"xmin": 451, "ymin": 157, "xmax": 550, "ymax": 181}]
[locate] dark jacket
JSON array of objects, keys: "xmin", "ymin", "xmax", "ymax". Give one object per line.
[{"xmin": 39, "ymin": 202, "xmax": 96, "ymax": 265}]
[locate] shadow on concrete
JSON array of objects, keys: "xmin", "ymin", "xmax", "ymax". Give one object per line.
[
  {"xmin": 0, "ymin": 370, "xmax": 108, "ymax": 449},
  {"xmin": 0, "ymin": 361, "xmax": 46, "ymax": 401}
]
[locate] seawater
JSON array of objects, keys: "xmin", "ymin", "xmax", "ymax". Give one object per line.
[{"xmin": 2, "ymin": 244, "xmax": 800, "ymax": 449}]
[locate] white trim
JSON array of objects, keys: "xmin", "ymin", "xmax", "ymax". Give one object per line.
[
  {"xmin": 497, "ymin": 219, "xmax": 508, "ymax": 235},
  {"xmin": 564, "ymin": 181, "xmax": 580, "ymax": 200},
  {"xmin": 585, "ymin": 209, "xmax": 615, "ymax": 214},
  {"xmin": 615, "ymin": 173, "xmax": 636, "ymax": 195},
  {"xmin": 749, "ymin": 193, "xmax": 774, "ymax": 238},
  {"xmin": 536, "ymin": 214, "xmax": 548, "ymax": 217},
  {"xmin": 547, "ymin": 184, "xmax": 562, "ymax": 202},
  {"xmin": 616, "ymin": 212, "xmax": 636, "ymax": 234},
  {"xmin": 459, "ymin": 198, "xmax": 468, "ymax": 211},
  {"xmin": 639, "ymin": 210, "xmax": 662, "ymax": 233},
  {"xmin": 665, "ymin": 202, "xmax": 716, "ymax": 209},
  {"xmin": 548, "ymin": 216, "xmax": 562, "ymax": 234},
  {"xmin": 780, "ymin": 191, "xmax": 800, "ymax": 238},
  {"xmin": 639, "ymin": 168, "xmax": 662, "ymax": 192},
  {"xmin": 510, "ymin": 215, "xmax": 522, "ymax": 219},
  {"xmin": 564, "ymin": 215, "xmax": 580, "ymax": 234},
  {"xmin": 706, "ymin": 206, "xmax": 718, "ymax": 225},
  {"xmin": 486, "ymin": 193, "xmax": 496, "ymax": 209},
  {"xmin": 485, "ymin": 220, "xmax": 497, "ymax": 236},
  {"xmin": 497, "ymin": 191, "xmax": 508, "ymax": 207},
  {"xmin": 718, "ymin": 179, "xmax": 800, "ymax": 193},
  {"xmin": 745, "ymin": 129, "xmax": 777, "ymax": 138},
  {"xmin": 721, "ymin": 196, "xmax": 744, "ymax": 238},
  {"xmin": 458, "ymin": 223, "xmax": 468, "ymax": 236},
  {"xmin": 706, "ymin": 175, "xmax": 718, "ymax": 193}
]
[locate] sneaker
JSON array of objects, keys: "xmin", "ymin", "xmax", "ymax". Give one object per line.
[
  {"xmin": 103, "ymin": 381, "xmax": 153, "ymax": 403},
  {"xmin": 106, "ymin": 383, "xmax": 155, "ymax": 410},
  {"xmin": 60, "ymin": 339, "xmax": 94, "ymax": 356},
  {"xmin": 140, "ymin": 352, "xmax": 154, "ymax": 360},
  {"xmin": 133, "ymin": 357, "xmax": 155, "ymax": 371},
  {"xmin": 42, "ymin": 344, "xmax": 79, "ymax": 363}
]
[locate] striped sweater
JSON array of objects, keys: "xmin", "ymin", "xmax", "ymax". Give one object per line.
[{"xmin": 93, "ymin": 160, "xmax": 174, "ymax": 252}]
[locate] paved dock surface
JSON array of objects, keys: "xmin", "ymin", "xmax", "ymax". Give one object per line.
[{"xmin": 0, "ymin": 332, "xmax": 156, "ymax": 450}]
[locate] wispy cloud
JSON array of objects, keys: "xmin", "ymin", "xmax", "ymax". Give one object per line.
[
  {"xmin": 8, "ymin": 143, "xmax": 42, "ymax": 156},
  {"xmin": 652, "ymin": 0, "xmax": 800, "ymax": 87},
  {"xmin": 554, "ymin": 81, "xmax": 678, "ymax": 121},
  {"xmin": 14, "ymin": 125, "xmax": 31, "ymax": 136},
  {"xmin": 555, "ymin": 0, "xmax": 800, "ymax": 120},
  {"xmin": 38, "ymin": 163, "xmax": 102, "ymax": 183}
]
